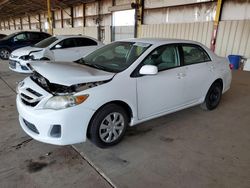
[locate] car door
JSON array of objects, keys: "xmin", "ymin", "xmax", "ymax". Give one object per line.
[
  {"xmin": 75, "ymin": 38, "xmax": 99, "ymax": 58},
  {"xmin": 180, "ymin": 44, "xmax": 214, "ymax": 104},
  {"xmin": 50, "ymin": 38, "xmax": 79, "ymax": 61},
  {"xmin": 136, "ymin": 44, "xmax": 186, "ymax": 119}
]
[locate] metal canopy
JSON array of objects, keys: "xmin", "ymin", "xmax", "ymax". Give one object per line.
[{"xmin": 0, "ymin": 0, "xmax": 95, "ymax": 19}]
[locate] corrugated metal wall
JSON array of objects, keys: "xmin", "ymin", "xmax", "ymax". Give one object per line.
[
  {"xmin": 53, "ymin": 26, "xmax": 98, "ymax": 39},
  {"xmin": 113, "ymin": 26, "xmax": 134, "ymax": 40},
  {"xmin": 215, "ymin": 20, "xmax": 250, "ymax": 57},
  {"xmin": 140, "ymin": 22, "xmax": 214, "ymax": 48},
  {"xmin": 140, "ymin": 21, "xmax": 250, "ymax": 58}
]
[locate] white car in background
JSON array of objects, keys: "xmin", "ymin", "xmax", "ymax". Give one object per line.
[
  {"xmin": 9, "ymin": 35, "xmax": 103, "ymax": 73},
  {"xmin": 16, "ymin": 38, "xmax": 232, "ymax": 148}
]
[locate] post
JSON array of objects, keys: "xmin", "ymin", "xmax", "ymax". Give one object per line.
[
  {"xmin": 7, "ymin": 19, "xmax": 10, "ymax": 30},
  {"xmin": 13, "ymin": 18, "xmax": 16, "ymax": 30},
  {"xmin": 70, "ymin": 6, "xmax": 74, "ymax": 28},
  {"xmin": 83, "ymin": 3, "xmax": 85, "ymax": 27},
  {"xmin": 61, "ymin": 9, "xmax": 64, "ymax": 28},
  {"xmin": 38, "ymin": 14, "xmax": 42, "ymax": 31},
  {"xmin": 210, "ymin": 0, "xmax": 223, "ymax": 52},
  {"xmin": 134, "ymin": 0, "xmax": 144, "ymax": 38},
  {"xmin": 20, "ymin": 17, "xmax": 23, "ymax": 30},
  {"xmin": 47, "ymin": 0, "xmax": 53, "ymax": 34},
  {"xmin": 28, "ymin": 15, "xmax": 31, "ymax": 30}
]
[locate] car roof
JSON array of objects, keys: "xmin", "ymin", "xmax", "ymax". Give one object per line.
[
  {"xmin": 119, "ymin": 38, "xmax": 205, "ymax": 46},
  {"xmin": 54, "ymin": 35, "xmax": 97, "ymax": 40}
]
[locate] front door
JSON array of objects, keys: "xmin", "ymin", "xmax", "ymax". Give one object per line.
[
  {"xmin": 136, "ymin": 44, "xmax": 185, "ymax": 119},
  {"xmin": 51, "ymin": 38, "xmax": 79, "ymax": 61}
]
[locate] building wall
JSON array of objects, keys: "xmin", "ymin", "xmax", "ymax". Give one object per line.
[
  {"xmin": 140, "ymin": 22, "xmax": 214, "ymax": 48},
  {"xmin": 0, "ymin": 0, "xmax": 250, "ymax": 57}
]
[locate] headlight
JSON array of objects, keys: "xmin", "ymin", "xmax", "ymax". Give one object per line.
[
  {"xmin": 20, "ymin": 55, "xmax": 33, "ymax": 60},
  {"xmin": 44, "ymin": 95, "xmax": 89, "ymax": 110}
]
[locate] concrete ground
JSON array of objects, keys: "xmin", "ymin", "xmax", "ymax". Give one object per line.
[{"xmin": 1, "ymin": 60, "xmax": 250, "ymax": 188}]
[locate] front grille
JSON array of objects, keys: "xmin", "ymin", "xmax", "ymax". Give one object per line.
[
  {"xmin": 23, "ymin": 119, "xmax": 39, "ymax": 134},
  {"xmin": 20, "ymin": 88, "xmax": 43, "ymax": 107},
  {"xmin": 21, "ymin": 93, "xmax": 32, "ymax": 100},
  {"xmin": 21, "ymin": 99, "xmax": 39, "ymax": 107},
  {"xmin": 26, "ymin": 88, "xmax": 42, "ymax": 97}
]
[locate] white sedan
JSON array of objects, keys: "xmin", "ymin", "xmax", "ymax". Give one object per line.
[
  {"xmin": 9, "ymin": 35, "xmax": 103, "ymax": 73},
  {"xmin": 16, "ymin": 38, "xmax": 232, "ymax": 148}
]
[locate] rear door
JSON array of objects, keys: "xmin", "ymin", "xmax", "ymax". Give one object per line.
[{"xmin": 180, "ymin": 44, "xmax": 213, "ymax": 104}]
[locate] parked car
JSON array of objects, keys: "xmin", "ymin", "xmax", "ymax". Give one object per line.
[
  {"xmin": 0, "ymin": 31, "xmax": 50, "ymax": 60},
  {"xmin": 16, "ymin": 39, "xmax": 232, "ymax": 148},
  {"xmin": 0, "ymin": 34, "xmax": 7, "ymax": 39},
  {"xmin": 9, "ymin": 35, "xmax": 103, "ymax": 73}
]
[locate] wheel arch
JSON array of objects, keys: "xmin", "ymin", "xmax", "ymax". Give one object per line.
[
  {"xmin": 86, "ymin": 100, "xmax": 133, "ymax": 138},
  {"xmin": 213, "ymin": 78, "xmax": 223, "ymax": 90}
]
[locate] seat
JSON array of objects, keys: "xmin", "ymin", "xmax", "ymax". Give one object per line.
[{"xmin": 158, "ymin": 48, "xmax": 176, "ymax": 70}]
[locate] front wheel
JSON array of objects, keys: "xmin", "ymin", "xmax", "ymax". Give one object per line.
[
  {"xmin": 0, "ymin": 48, "xmax": 10, "ymax": 60},
  {"xmin": 201, "ymin": 82, "xmax": 222, "ymax": 110},
  {"xmin": 88, "ymin": 104, "xmax": 128, "ymax": 148}
]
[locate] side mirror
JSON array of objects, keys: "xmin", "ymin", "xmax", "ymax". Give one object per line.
[
  {"xmin": 139, "ymin": 65, "xmax": 158, "ymax": 75},
  {"xmin": 54, "ymin": 44, "xmax": 62, "ymax": 49}
]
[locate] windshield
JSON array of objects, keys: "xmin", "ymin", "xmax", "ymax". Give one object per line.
[
  {"xmin": 77, "ymin": 41, "xmax": 151, "ymax": 73},
  {"xmin": 33, "ymin": 36, "xmax": 58, "ymax": 48},
  {"xmin": 2, "ymin": 32, "xmax": 18, "ymax": 40}
]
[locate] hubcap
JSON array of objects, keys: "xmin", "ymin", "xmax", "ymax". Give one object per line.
[
  {"xmin": 99, "ymin": 112, "xmax": 125, "ymax": 143},
  {"xmin": 1, "ymin": 50, "xmax": 10, "ymax": 59}
]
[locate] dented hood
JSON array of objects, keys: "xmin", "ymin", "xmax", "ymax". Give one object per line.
[
  {"xmin": 29, "ymin": 61, "xmax": 115, "ymax": 86},
  {"xmin": 11, "ymin": 46, "xmax": 43, "ymax": 57}
]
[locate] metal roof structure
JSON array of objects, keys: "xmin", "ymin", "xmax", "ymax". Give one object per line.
[{"xmin": 0, "ymin": 0, "xmax": 95, "ymax": 19}]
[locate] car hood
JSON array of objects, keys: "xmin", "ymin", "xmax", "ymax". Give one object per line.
[
  {"xmin": 29, "ymin": 61, "xmax": 115, "ymax": 86},
  {"xmin": 11, "ymin": 46, "xmax": 43, "ymax": 57}
]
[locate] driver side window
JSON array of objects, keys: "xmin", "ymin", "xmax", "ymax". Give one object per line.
[
  {"xmin": 55, "ymin": 39, "xmax": 76, "ymax": 49},
  {"xmin": 13, "ymin": 33, "xmax": 27, "ymax": 42},
  {"xmin": 142, "ymin": 45, "xmax": 180, "ymax": 71}
]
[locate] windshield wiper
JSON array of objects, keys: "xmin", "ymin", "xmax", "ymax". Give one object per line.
[{"xmin": 74, "ymin": 58, "xmax": 117, "ymax": 73}]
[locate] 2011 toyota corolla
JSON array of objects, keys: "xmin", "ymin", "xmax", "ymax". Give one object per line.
[{"xmin": 16, "ymin": 38, "xmax": 232, "ymax": 148}]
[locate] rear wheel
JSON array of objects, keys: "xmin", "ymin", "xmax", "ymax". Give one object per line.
[
  {"xmin": 0, "ymin": 48, "xmax": 10, "ymax": 60},
  {"xmin": 89, "ymin": 104, "xmax": 128, "ymax": 148},
  {"xmin": 201, "ymin": 82, "xmax": 222, "ymax": 110}
]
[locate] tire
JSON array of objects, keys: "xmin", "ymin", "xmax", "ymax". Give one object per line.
[
  {"xmin": 201, "ymin": 82, "xmax": 222, "ymax": 110},
  {"xmin": 89, "ymin": 104, "xmax": 128, "ymax": 148},
  {"xmin": 0, "ymin": 48, "xmax": 10, "ymax": 60}
]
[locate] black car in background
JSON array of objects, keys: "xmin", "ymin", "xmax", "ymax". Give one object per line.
[
  {"xmin": 0, "ymin": 34, "xmax": 7, "ymax": 39},
  {"xmin": 0, "ymin": 31, "xmax": 51, "ymax": 60}
]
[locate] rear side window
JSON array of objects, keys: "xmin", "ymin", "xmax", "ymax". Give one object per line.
[
  {"xmin": 75, "ymin": 38, "xmax": 97, "ymax": 47},
  {"xmin": 182, "ymin": 45, "xmax": 210, "ymax": 65},
  {"xmin": 41, "ymin": 33, "xmax": 50, "ymax": 39},
  {"xmin": 27, "ymin": 33, "xmax": 40, "ymax": 40}
]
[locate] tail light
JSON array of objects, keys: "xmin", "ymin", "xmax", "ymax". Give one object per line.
[{"xmin": 229, "ymin": 64, "xmax": 234, "ymax": 70}]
